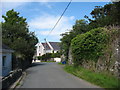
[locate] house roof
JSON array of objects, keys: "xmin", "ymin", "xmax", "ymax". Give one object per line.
[
  {"xmin": 49, "ymin": 42, "xmax": 60, "ymax": 51},
  {"xmin": 42, "ymin": 43, "xmax": 51, "ymax": 50},
  {"xmin": 1, "ymin": 44, "xmax": 14, "ymax": 53},
  {"xmin": 2, "ymin": 44, "xmax": 12, "ymax": 50}
]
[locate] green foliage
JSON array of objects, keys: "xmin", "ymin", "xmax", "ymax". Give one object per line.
[
  {"xmin": 60, "ymin": 32, "xmax": 71, "ymax": 61},
  {"xmin": 60, "ymin": 19, "xmax": 90, "ymax": 62},
  {"xmin": 58, "ymin": 62, "xmax": 63, "ymax": 65},
  {"xmin": 71, "ymin": 28, "xmax": 109, "ymax": 65},
  {"xmin": 2, "ymin": 9, "xmax": 38, "ymax": 69},
  {"xmin": 41, "ymin": 53, "xmax": 52, "ymax": 61},
  {"xmin": 85, "ymin": 2, "xmax": 120, "ymax": 27},
  {"xmin": 37, "ymin": 52, "xmax": 61, "ymax": 61},
  {"xmin": 52, "ymin": 51, "xmax": 61, "ymax": 58},
  {"xmin": 64, "ymin": 65, "xmax": 119, "ymax": 88},
  {"xmin": 60, "ymin": 2, "xmax": 120, "ymax": 67}
]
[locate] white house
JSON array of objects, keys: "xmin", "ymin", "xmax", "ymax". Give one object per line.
[
  {"xmin": 0, "ymin": 44, "xmax": 14, "ymax": 77},
  {"xmin": 36, "ymin": 42, "xmax": 45, "ymax": 56},
  {"xmin": 35, "ymin": 41, "xmax": 61, "ymax": 62},
  {"xmin": 36, "ymin": 41, "xmax": 60, "ymax": 56}
]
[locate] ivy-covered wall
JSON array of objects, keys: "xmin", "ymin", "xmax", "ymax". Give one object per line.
[{"xmin": 70, "ymin": 27, "xmax": 120, "ymax": 77}]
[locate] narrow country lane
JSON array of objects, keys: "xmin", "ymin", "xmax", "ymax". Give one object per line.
[{"xmin": 19, "ymin": 62, "xmax": 101, "ymax": 88}]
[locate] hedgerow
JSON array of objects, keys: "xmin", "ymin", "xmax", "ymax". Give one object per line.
[{"xmin": 71, "ymin": 28, "xmax": 110, "ymax": 66}]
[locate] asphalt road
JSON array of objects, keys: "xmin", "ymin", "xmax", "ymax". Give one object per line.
[{"xmin": 20, "ymin": 62, "xmax": 101, "ymax": 88}]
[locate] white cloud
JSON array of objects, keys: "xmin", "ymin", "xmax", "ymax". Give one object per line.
[
  {"xmin": 1, "ymin": 0, "xmax": 53, "ymax": 2},
  {"xmin": 29, "ymin": 14, "xmax": 58, "ymax": 29},
  {"xmin": 70, "ymin": 16, "xmax": 75, "ymax": 20},
  {"xmin": 0, "ymin": 3, "xmax": 2, "ymax": 21},
  {"xmin": 28, "ymin": 14, "xmax": 74, "ymax": 40},
  {"xmin": 1, "ymin": 1, "xmax": 52, "ymax": 15},
  {"xmin": 1, "ymin": 0, "xmax": 111, "ymax": 2},
  {"xmin": 2, "ymin": 2, "xmax": 25, "ymax": 9},
  {"xmin": 1, "ymin": 2, "xmax": 27, "ymax": 15},
  {"xmin": 1, "ymin": 0, "xmax": 33, "ymax": 2},
  {"xmin": 39, "ymin": 2, "xmax": 52, "ymax": 9}
]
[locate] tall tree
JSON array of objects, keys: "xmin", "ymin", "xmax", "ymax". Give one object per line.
[
  {"xmin": 85, "ymin": 2, "xmax": 120, "ymax": 28},
  {"xmin": 60, "ymin": 19, "xmax": 90, "ymax": 62},
  {"xmin": 2, "ymin": 9, "xmax": 38, "ymax": 69}
]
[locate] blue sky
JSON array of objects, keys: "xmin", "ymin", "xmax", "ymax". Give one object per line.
[{"xmin": 1, "ymin": 1, "xmax": 110, "ymax": 42}]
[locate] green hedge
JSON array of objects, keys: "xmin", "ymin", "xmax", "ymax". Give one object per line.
[
  {"xmin": 71, "ymin": 28, "xmax": 109, "ymax": 66},
  {"xmin": 37, "ymin": 52, "xmax": 61, "ymax": 61}
]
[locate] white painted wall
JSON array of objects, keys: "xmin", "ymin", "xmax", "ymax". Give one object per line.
[
  {"xmin": 54, "ymin": 50, "xmax": 58, "ymax": 53},
  {"xmin": 36, "ymin": 42, "xmax": 54, "ymax": 56},
  {"xmin": 54, "ymin": 58, "xmax": 61, "ymax": 62},
  {"xmin": 36, "ymin": 43, "xmax": 45, "ymax": 56},
  {"xmin": 46, "ymin": 50, "xmax": 52, "ymax": 53},
  {"xmin": 32, "ymin": 60, "xmax": 41, "ymax": 63}
]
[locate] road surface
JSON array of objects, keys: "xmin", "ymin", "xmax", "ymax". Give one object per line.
[{"xmin": 20, "ymin": 62, "xmax": 101, "ymax": 88}]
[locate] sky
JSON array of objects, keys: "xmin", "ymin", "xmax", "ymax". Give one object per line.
[{"xmin": 1, "ymin": 0, "xmax": 111, "ymax": 42}]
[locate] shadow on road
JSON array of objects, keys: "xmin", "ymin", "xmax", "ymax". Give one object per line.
[{"xmin": 30, "ymin": 62, "xmax": 45, "ymax": 67}]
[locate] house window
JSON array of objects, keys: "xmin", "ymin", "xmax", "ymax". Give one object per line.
[{"xmin": 2, "ymin": 56, "xmax": 6, "ymax": 67}]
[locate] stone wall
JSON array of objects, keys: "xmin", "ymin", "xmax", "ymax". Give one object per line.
[
  {"xmin": 68, "ymin": 47, "xmax": 73, "ymax": 65},
  {"xmin": 2, "ymin": 69, "xmax": 22, "ymax": 89},
  {"xmin": 68, "ymin": 27, "xmax": 120, "ymax": 77},
  {"xmin": 81, "ymin": 35, "xmax": 119, "ymax": 77}
]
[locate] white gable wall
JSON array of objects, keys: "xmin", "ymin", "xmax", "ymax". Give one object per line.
[
  {"xmin": 46, "ymin": 50, "xmax": 52, "ymax": 53},
  {"xmin": 36, "ymin": 43, "xmax": 45, "ymax": 56},
  {"xmin": 54, "ymin": 58, "xmax": 61, "ymax": 62}
]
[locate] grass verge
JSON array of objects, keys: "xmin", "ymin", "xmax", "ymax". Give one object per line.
[
  {"xmin": 58, "ymin": 62, "xmax": 63, "ymax": 65},
  {"xmin": 64, "ymin": 65, "xmax": 119, "ymax": 89}
]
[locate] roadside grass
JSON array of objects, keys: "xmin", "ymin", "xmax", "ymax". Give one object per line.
[
  {"xmin": 58, "ymin": 62, "xmax": 67, "ymax": 65},
  {"xmin": 64, "ymin": 65, "xmax": 119, "ymax": 89},
  {"xmin": 16, "ymin": 82, "xmax": 20, "ymax": 86},
  {"xmin": 58, "ymin": 62, "xmax": 63, "ymax": 65}
]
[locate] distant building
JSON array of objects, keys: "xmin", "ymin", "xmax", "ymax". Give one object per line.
[
  {"xmin": 36, "ymin": 41, "xmax": 60, "ymax": 56},
  {"xmin": 0, "ymin": 44, "xmax": 14, "ymax": 77},
  {"xmin": 35, "ymin": 41, "xmax": 61, "ymax": 62}
]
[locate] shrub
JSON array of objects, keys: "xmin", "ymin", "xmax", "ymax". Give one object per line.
[
  {"xmin": 71, "ymin": 27, "xmax": 109, "ymax": 66},
  {"xmin": 37, "ymin": 56, "xmax": 42, "ymax": 60},
  {"xmin": 37, "ymin": 52, "xmax": 61, "ymax": 61}
]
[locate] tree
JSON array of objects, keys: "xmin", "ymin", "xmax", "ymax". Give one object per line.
[
  {"xmin": 85, "ymin": 2, "xmax": 120, "ymax": 28},
  {"xmin": 60, "ymin": 19, "xmax": 90, "ymax": 62},
  {"xmin": 71, "ymin": 28, "xmax": 109, "ymax": 66},
  {"xmin": 2, "ymin": 9, "xmax": 38, "ymax": 69},
  {"xmin": 59, "ymin": 2, "xmax": 120, "ymax": 77}
]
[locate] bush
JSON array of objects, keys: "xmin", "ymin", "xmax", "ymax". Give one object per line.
[
  {"xmin": 37, "ymin": 53, "xmax": 52, "ymax": 61},
  {"xmin": 71, "ymin": 28, "xmax": 109, "ymax": 66},
  {"xmin": 37, "ymin": 52, "xmax": 61, "ymax": 61},
  {"xmin": 52, "ymin": 52, "xmax": 61, "ymax": 58}
]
